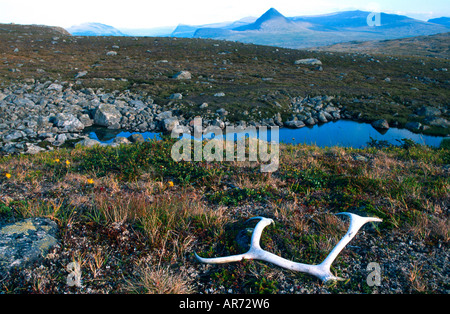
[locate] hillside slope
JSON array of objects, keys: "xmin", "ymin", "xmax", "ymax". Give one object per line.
[
  {"xmin": 67, "ymin": 23, "xmax": 126, "ymax": 36},
  {"xmin": 0, "ymin": 23, "xmax": 70, "ymax": 36},
  {"xmin": 313, "ymin": 32, "xmax": 450, "ymax": 59},
  {"xmin": 0, "ymin": 23, "xmax": 449, "ymax": 136}
]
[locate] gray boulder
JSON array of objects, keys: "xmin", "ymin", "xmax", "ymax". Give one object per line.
[
  {"xmin": 294, "ymin": 58, "xmax": 322, "ymax": 66},
  {"xmin": 75, "ymin": 71, "xmax": 88, "ymax": 79},
  {"xmin": 47, "ymin": 83, "xmax": 63, "ymax": 91},
  {"xmin": 331, "ymin": 111, "xmax": 341, "ymax": 119},
  {"xmin": 317, "ymin": 112, "xmax": 328, "ymax": 123},
  {"xmin": 112, "ymin": 137, "xmax": 131, "ymax": 145},
  {"xmin": 1, "ymin": 143, "xmax": 23, "ymax": 154},
  {"xmin": 128, "ymin": 134, "xmax": 145, "ymax": 143},
  {"xmin": 13, "ymin": 97, "xmax": 35, "ymax": 107},
  {"xmin": 162, "ymin": 117, "xmax": 179, "ymax": 132},
  {"xmin": 324, "ymin": 105, "xmax": 337, "ymax": 113},
  {"xmin": 78, "ymin": 113, "xmax": 94, "ymax": 127},
  {"xmin": 425, "ymin": 117, "xmax": 450, "ymax": 128},
  {"xmin": 37, "ymin": 116, "xmax": 52, "ymax": 129},
  {"xmin": 172, "ymin": 71, "xmax": 191, "ymax": 80},
  {"xmin": 54, "ymin": 113, "xmax": 84, "ymax": 132},
  {"xmin": 274, "ymin": 113, "xmax": 283, "ymax": 126},
  {"xmin": 169, "ymin": 93, "xmax": 183, "ymax": 100},
  {"xmin": 3, "ymin": 130, "xmax": 25, "ymax": 142},
  {"xmin": 405, "ymin": 121, "xmax": 422, "ymax": 131},
  {"xmin": 155, "ymin": 111, "xmax": 173, "ymax": 121},
  {"xmin": 323, "ymin": 111, "xmax": 334, "ymax": 120},
  {"xmin": 416, "ymin": 106, "xmax": 441, "ymax": 117},
  {"xmin": 75, "ymin": 138, "xmax": 102, "ymax": 148},
  {"xmin": 284, "ymin": 119, "xmax": 305, "ymax": 128},
  {"xmin": 353, "ymin": 155, "xmax": 368, "ymax": 162},
  {"xmin": 372, "ymin": 119, "xmax": 390, "ymax": 130},
  {"xmin": 94, "ymin": 104, "xmax": 122, "ymax": 129},
  {"xmin": 305, "ymin": 117, "xmax": 316, "ymax": 126},
  {"xmin": 25, "ymin": 144, "xmax": 46, "ymax": 155},
  {"xmin": 53, "ymin": 133, "xmax": 68, "ymax": 146},
  {"xmin": 129, "ymin": 100, "xmax": 146, "ymax": 109},
  {"xmin": 212, "ymin": 118, "xmax": 225, "ymax": 129},
  {"xmin": 216, "ymin": 108, "xmax": 228, "ymax": 116}
]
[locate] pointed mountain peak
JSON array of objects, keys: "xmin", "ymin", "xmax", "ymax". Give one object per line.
[
  {"xmin": 232, "ymin": 7, "xmax": 293, "ymax": 31},
  {"xmin": 259, "ymin": 8, "xmax": 286, "ymax": 21}
]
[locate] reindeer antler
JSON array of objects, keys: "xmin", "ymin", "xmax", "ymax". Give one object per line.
[{"xmin": 195, "ymin": 213, "xmax": 382, "ymax": 282}]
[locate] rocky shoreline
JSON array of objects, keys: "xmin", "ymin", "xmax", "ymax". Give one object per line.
[
  {"xmin": 0, "ymin": 80, "xmax": 343, "ymax": 155},
  {"xmin": 0, "ymin": 80, "xmax": 447, "ymax": 155}
]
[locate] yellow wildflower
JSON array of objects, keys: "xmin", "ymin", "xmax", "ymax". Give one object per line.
[
  {"xmin": 5, "ymin": 173, "xmax": 11, "ymax": 179},
  {"xmin": 65, "ymin": 160, "xmax": 70, "ymax": 166},
  {"xmin": 87, "ymin": 179, "xmax": 94, "ymax": 185},
  {"xmin": 167, "ymin": 181, "xmax": 174, "ymax": 187},
  {"xmin": 54, "ymin": 158, "xmax": 60, "ymax": 163}
]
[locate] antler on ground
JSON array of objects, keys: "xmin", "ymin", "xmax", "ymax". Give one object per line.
[{"xmin": 195, "ymin": 213, "xmax": 382, "ymax": 282}]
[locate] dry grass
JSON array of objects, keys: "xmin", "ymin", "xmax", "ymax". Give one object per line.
[
  {"xmin": 87, "ymin": 247, "xmax": 109, "ymax": 279},
  {"xmin": 406, "ymin": 211, "xmax": 450, "ymax": 242},
  {"xmin": 125, "ymin": 262, "xmax": 194, "ymax": 294},
  {"xmin": 407, "ymin": 263, "xmax": 427, "ymax": 293},
  {"xmin": 90, "ymin": 189, "xmax": 229, "ymax": 262}
]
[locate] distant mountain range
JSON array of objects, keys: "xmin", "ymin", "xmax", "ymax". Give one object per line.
[
  {"xmin": 188, "ymin": 8, "xmax": 450, "ymax": 49},
  {"xmin": 65, "ymin": 9, "xmax": 450, "ymax": 49},
  {"xmin": 428, "ymin": 17, "xmax": 450, "ymax": 27},
  {"xmin": 168, "ymin": 16, "xmax": 257, "ymax": 38},
  {"xmin": 67, "ymin": 23, "xmax": 126, "ymax": 36}
]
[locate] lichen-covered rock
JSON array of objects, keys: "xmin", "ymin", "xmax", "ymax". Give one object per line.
[
  {"xmin": 172, "ymin": 71, "xmax": 191, "ymax": 80},
  {"xmin": 161, "ymin": 117, "xmax": 180, "ymax": 132},
  {"xmin": 75, "ymin": 138, "xmax": 102, "ymax": 148},
  {"xmin": 0, "ymin": 218, "xmax": 59, "ymax": 271},
  {"xmin": 128, "ymin": 133, "xmax": 145, "ymax": 143},
  {"xmin": 54, "ymin": 113, "xmax": 85, "ymax": 132},
  {"xmin": 94, "ymin": 104, "xmax": 122, "ymax": 129},
  {"xmin": 294, "ymin": 58, "xmax": 322, "ymax": 66}
]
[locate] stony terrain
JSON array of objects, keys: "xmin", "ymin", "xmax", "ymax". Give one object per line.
[
  {"xmin": 1, "ymin": 76, "xmax": 448, "ymax": 155},
  {"xmin": 0, "ymin": 80, "xmax": 351, "ymax": 155}
]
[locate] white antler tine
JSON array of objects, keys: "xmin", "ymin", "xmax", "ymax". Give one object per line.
[
  {"xmin": 319, "ymin": 212, "xmax": 382, "ymax": 273},
  {"xmin": 245, "ymin": 217, "xmax": 274, "ymax": 250},
  {"xmin": 194, "ymin": 216, "xmax": 273, "ymax": 264},
  {"xmin": 194, "ymin": 251, "xmax": 248, "ymax": 264}
]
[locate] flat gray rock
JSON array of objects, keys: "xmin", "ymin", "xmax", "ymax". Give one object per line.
[{"xmin": 0, "ymin": 218, "xmax": 59, "ymax": 271}]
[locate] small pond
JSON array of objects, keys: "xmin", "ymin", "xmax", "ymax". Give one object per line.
[{"xmin": 86, "ymin": 120, "xmax": 445, "ymax": 149}]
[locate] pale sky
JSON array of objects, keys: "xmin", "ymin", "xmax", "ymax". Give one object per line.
[{"xmin": 0, "ymin": 0, "xmax": 448, "ymax": 29}]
